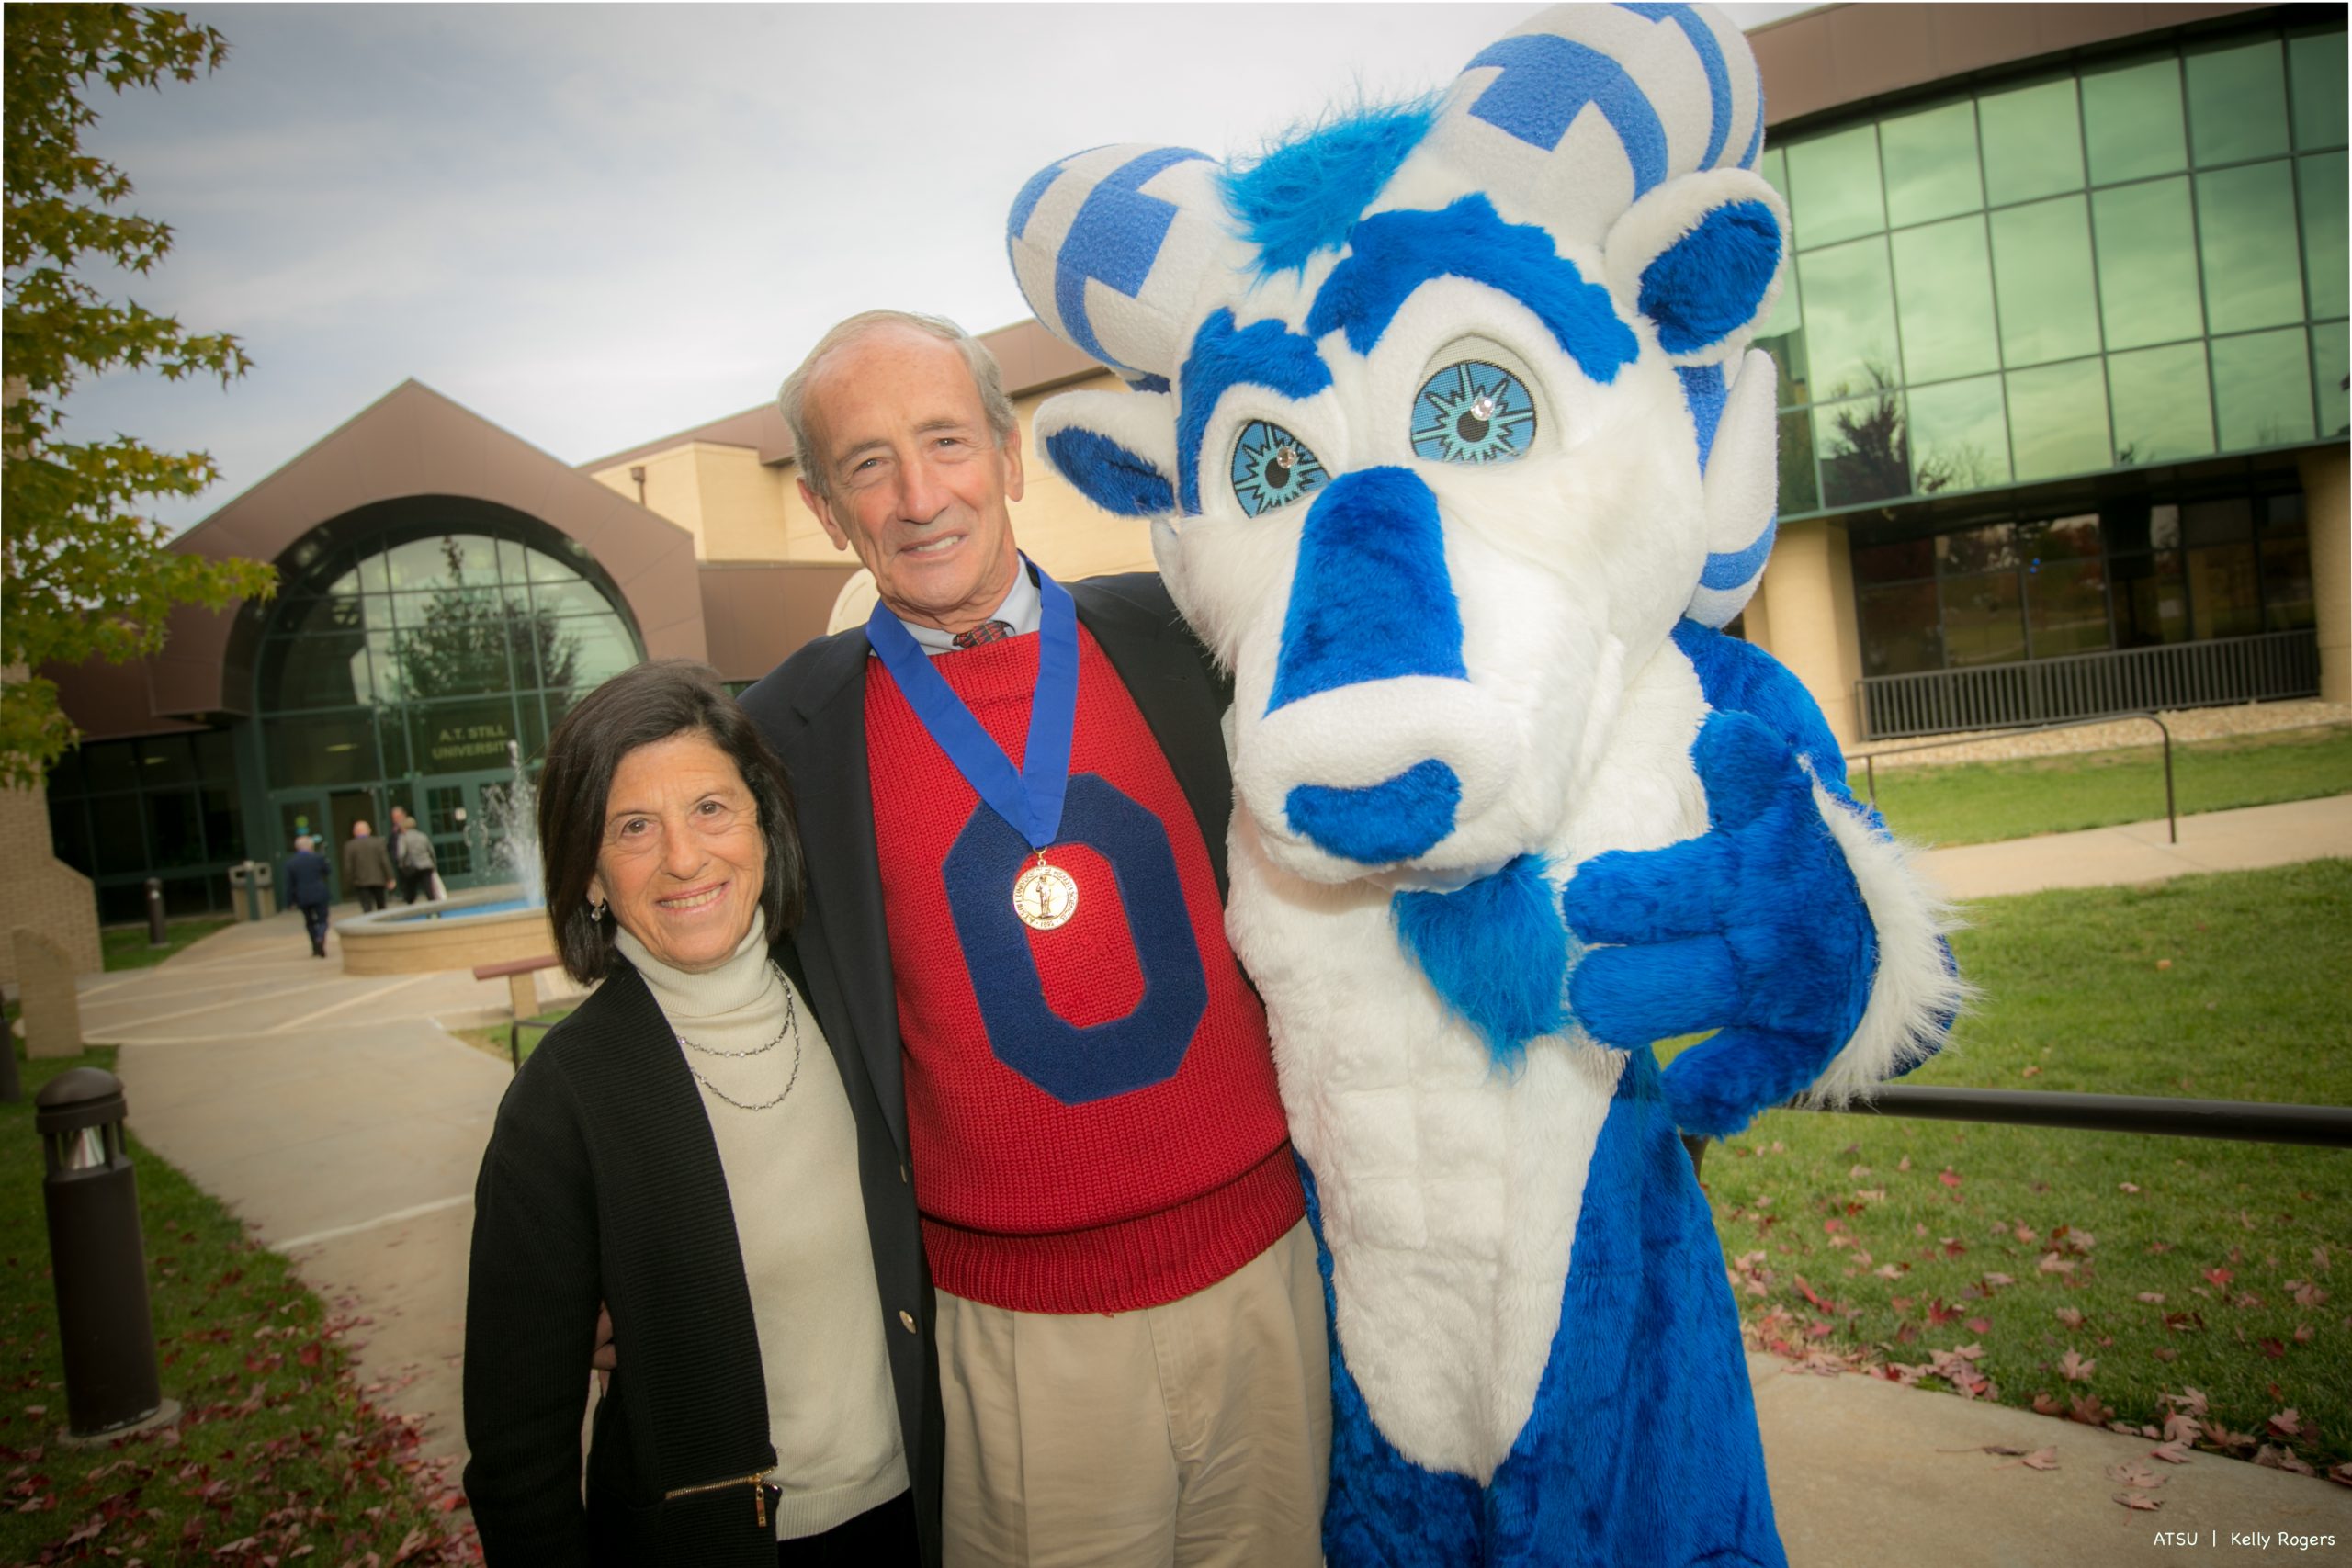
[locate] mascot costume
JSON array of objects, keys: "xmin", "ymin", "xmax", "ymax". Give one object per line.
[{"xmin": 1004, "ymin": 6, "xmax": 1964, "ymax": 1563}]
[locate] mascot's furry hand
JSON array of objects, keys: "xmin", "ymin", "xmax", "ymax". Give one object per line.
[{"xmin": 1566, "ymin": 710, "xmax": 1874, "ymax": 1137}]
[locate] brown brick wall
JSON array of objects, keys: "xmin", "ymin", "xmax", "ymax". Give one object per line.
[{"xmin": 0, "ymin": 779, "xmax": 103, "ymax": 989}]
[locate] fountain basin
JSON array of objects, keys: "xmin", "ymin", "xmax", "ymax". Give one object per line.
[{"xmin": 336, "ymin": 885, "xmax": 559, "ymax": 976}]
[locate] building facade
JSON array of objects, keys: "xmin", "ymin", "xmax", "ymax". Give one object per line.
[{"xmin": 19, "ymin": 1, "xmax": 2349, "ymax": 951}]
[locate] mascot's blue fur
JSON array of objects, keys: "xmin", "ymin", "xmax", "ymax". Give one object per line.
[{"xmin": 1003, "ymin": 6, "xmax": 1967, "ymax": 1562}]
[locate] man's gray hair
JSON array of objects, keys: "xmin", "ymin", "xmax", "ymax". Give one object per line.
[{"xmin": 778, "ymin": 310, "xmax": 1019, "ymax": 498}]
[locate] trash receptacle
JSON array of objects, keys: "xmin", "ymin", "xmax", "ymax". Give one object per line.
[
  {"xmin": 34, "ymin": 1068, "xmax": 173, "ymax": 1439},
  {"xmin": 227, "ymin": 862, "xmax": 256, "ymax": 923}
]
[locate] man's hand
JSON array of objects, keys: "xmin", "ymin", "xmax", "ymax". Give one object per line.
[
  {"xmin": 592, "ymin": 1303, "xmax": 616, "ymax": 1393},
  {"xmin": 1564, "ymin": 710, "xmax": 1874, "ymax": 1138}
]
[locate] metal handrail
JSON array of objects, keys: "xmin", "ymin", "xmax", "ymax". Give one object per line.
[{"xmin": 1849, "ymin": 710, "xmax": 2177, "ymax": 844}]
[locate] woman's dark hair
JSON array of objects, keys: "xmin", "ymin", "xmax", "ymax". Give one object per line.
[{"xmin": 537, "ymin": 659, "xmax": 806, "ymax": 983}]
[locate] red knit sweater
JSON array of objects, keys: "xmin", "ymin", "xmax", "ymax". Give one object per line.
[{"xmin": 865, "ymin": 625, "xmax": 1301, "ymax": 1314}]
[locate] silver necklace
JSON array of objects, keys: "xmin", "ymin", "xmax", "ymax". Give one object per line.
[{"xmin": 677, "ymin": 970, "xmax": 801, "ymax": 1111}]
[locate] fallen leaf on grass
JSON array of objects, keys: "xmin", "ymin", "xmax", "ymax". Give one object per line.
[
  {"xmin": 2204, "ymin": 1267, "xmax": 2233, "ymax": 1288},
  {"xmin": 2138, "ymin": 1292, "xmax": 2165, "ymax": 1303},
  {"xmin": 2119, "ymin": 1182, "xmax": 2140, "ymax": 1194},
  {"xmin": 2019, "ymin": 1066, "xmax": 2041, "ymax": 1077},
  {"xmin": 2033, "ymin": 1393, "xmax": 2064, "ymax": 1416},
  {"xmin": 1938, "ymin": 1168, "xmax": 1962, "ymax": 1190},
  {"xmin": 2255, "ymin": 1445, "xmax": 2316, "ymax": 1476},
  {"xmin": 2054, "ymin": 1307, "xmax": 2085, "ymax": 1328},
  {"xmin": 2267, "ymin": 1409, "xmax": 2303, "ymax": 1440},
  {"xmin": 2330, "ymin": 1462, "xmax": 2352, "ymax": 1488},
  {"xmin": 2293, "ymin": 1282, "xmax": 2329, "ymax": 1308},
  {"xmin": 2113, "ymin": 1490, "xmax": 2163, "ymax": 1510},
  {"xmin": 2069, "ymin": 1393, "xmax": 2115, "ymax": 1427},
  {"xmin": 2058, "ymin": 1350, "xmax": 2097, "ymax": 1382}
]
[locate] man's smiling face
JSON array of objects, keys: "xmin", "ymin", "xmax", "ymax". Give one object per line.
[{"xmin": 798, "ymin": 322, "xmax": 1026, "ymax": 636}]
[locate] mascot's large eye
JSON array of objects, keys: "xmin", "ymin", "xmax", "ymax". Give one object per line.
[
  {"xmin": 1229, "ymin": 420, "xmax": 1329, "ymax": 517},
  {"xmin": 1412, "ymin": 361, "xmax": 1538, "ymax": 464}
]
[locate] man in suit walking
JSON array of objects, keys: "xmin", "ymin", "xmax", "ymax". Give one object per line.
[
  {"xmin": 341, "ymin": 819, "xmax": 396, "ymax": 913},
  {"xmin": 282, "ymin": 834, "xmax": 334, "ymax": 959},
  {"xmin": 739, "ymin": 311, "xmax": 1329, "ymax": 1568}
]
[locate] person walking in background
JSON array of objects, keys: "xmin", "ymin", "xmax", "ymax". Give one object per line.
[
  {"xmin": 342, "ymin": 819, "xmax": 395, "ymax": 913},
  {"xmin": 282, "ymin": 834, "xmax": 334, "ymax": 959},
  {"xmin": 390, "ymin": 805, "xmax": 439, "ymax": 904}
]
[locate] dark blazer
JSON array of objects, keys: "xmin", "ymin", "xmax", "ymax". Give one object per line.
[
  {"xmin": 280, "ymin": 848, "xmax": 333, "ymax": 909},
  {"xmin": 461, "ymin": 942, "xmax": 933, "ymax": 1567},
  {"xmin": 736, "ymin": 571, "xmax": 1238, "ymax": 1187}
]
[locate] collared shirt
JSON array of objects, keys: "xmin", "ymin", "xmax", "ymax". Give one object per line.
[{"xmin": 893, "ymin": 560, "xmax": 1041, "ymax": 658}]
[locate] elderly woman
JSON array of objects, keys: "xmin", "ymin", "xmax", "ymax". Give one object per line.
[{"xmin": 462, "ymin": 660, "xmax": 936, "ymax": 1566}]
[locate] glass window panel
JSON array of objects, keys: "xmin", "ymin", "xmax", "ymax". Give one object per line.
[
  {"xmin": 1854, "ymin": 536, "xmax": 1935, "ymax": 584},
  {"xmin": 1786, "ymin": 125, "xmax": 1885, "ymax": 250},
  {"xmin": 1858, "ymin": 581, "xmax": 1942, "ymax": 676},
  {"xmin": 425, "ymin": 784, "xmax": 466, "ymax": 836},
  {"xmin": 2187, "ymin": 542, "xmax": 2261, "ymax": 637},
  {"xmin": 2111, "ymin": 550, "xmax": 2188, "ymax": 646},
  {"xmin": 1891, "ymin": 216, "xmax": 2000, "ymax": 382},
  {"xmin": 2199, "ymin": 164, "xmax": 2308, "ymax": 333},
  {"xmin": 49, "ymin": 799, "xmax": 92, "ymax": 875},
  {"xmin": 47, "ymin": 746, "xmax": 85, "ymax": 797},
  {"xmin": 413, "ymin": 698, "xmax": 521, "ymax": 773},
  {"xmin": 195, "ymin": 729, "xmax": 236, "ymax": 784},
  {"xmin": 1991, "ymin": 197, "xmax": 2102, "ymax": 366},
  {"xmin": 1937, "ymin": 522, "xmax": 2019, "ymax": 575},
  {"xmin": 202, "ymin": 785, "xmax": 243, "ymax": 863},
  {"xmin": 2026, "ymin": 556, "xmax": 2110, "ymax": 658},
  {"xmin": 2091, "ymin": 177, "xmax": 2203, "ymax": 349},
  {"xmin": 2261, "ymin": 533, "xmax": 2316, "ymax": 629},
  {"xmin": 2006, "ymin": 359, "xmax": 2112, "ymax": 481},
  {"xmin": 1941, "ymin": 569, "xmax": 2027, "ymax": 666},
  {"xmin": 2187, "ymin": 39, "xmax": 2290, "ymax": 166},
  {"xmin": 378, "ymin": 708, "xmax": 412, "ymax": 779},
  {"xmin": 382, "ymin": 533, "xmax": 500, "ymax": 590},
  {"xmin": 1815, "ymin": 389, "xmax": 1912, "ymax": 509},
  {"xmin": 520, "ymin": 695, "xmax": 552, "ymax": 771},
  {"xmin": 2105, "ymin": 502, "xmax": 2184, "ymax": 554},
  {"xmin": 390, "ymin": 615, "xmax": 521, "ymax": 700},
  {"xmin": 1881, "ymin": 100, "xmax": 1983, "ymax": 228},
  {"xmin": 1777, "ymin": 409, "xmax": 1819, "ymax": 513},
  {"xmin": 259, "ymin": 634, "xmax": 373, "ymax": 712},
  {"xmin": 81, "ymin": 739, "xmax": 139, "ymax": 795},
  {"xmin": 2264, "ymin": 491, "xmax": 2305, "ymax": 537},
  {"xmin": 2026, "ymin": 513, "xmax": 2103, "ymax": 560},
  {"xmin": 1760, "ymin": 146, "xmax": 1789, "ymax": 206},
  {"xmin": 356, "ymin": 549, "xmax": 390, "ymax": 594},
  {"xmin": 270, "ymin": 594, "xmax": 366, "ymax": 640},
  {"xmin": 538, "ymin": 616, "xmax": 641, "ymax": 702},
  {"xmin": 2107, "ymin": 342, "xmax": 2215, "ymax": 465},
  {"xmin": 266, "ymin": 712, "xmax": 379, "ymax": 789},
  {"xmin": 2182, "ymin": 499, "xmax": 2252, "ymax": 547},
  {"xmin": 91, "ymin": 795, "xmax": 146, "ymax": 875},
  {"xmin": 2314, "ymin": 321, "xmax": 2348, "ymax": 438},
  {"xmin": 495, "ymin": 536, "xmax": 530, "ymax": 586},
  {"xmin": 2298, "ymin": 153, "xmax": 2348, "ymax": 321},
  {"xmin": 2082, "ymin": 56, "xmax": 2188, "ymax": 185},
  {"xmin": 1756, "ymin": 328, "xmax": 1809, "ymax": 409},
  {"xmin": 144, "ymin": 789, "xmax": 206, "ymax": 868},
  {"xmin": 137, "ymin": 735, "xmax": 198, "ymax": 785},
  {"xmin": 2290, "ymin": 31, "xmax": 2348, "ymax": 151},
  {"xmin": 1980, "ymin": 78, "xmax": 2084, "ymax": 207},
  {"xmin": 526, "ymin": 537, "xmax": 597, "ymax": 582},
  {"xmin": 526, "ymin": 579, "xmax": 621, "ymax": 619},
  {"xmin": 2211, "ymin": 327, "xmax": 2315, "ymax": 448},
  {"xmin": 1906, "ymin": 375, "xmax": 2011, "ymax": 493},
  {"xmin": 1794, "ymin": 237, "xmax": 1901, "ymax": 400}
]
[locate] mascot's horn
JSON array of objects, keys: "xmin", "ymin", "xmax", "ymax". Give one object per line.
[
  {"xmin": 1006, "ymin": 144, "xmax": 1258, "ymax": 384},
  {"xmin": 1419, "ymin": 2, "xmax": 1766, "ymax": 252}
]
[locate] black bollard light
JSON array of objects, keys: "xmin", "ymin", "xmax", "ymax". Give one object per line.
[
  {"xmin": 144, "ymin": 877, "xmax": 168, "ymax": 949},
  {"xmin": 34, "ymin": 1069, "xmax": 173, "ymax": 1439}
]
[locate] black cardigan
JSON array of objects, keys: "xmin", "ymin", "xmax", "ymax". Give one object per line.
[{"xmin": 461, "ymin": 942, "xmax": 940, "ymax": 1566}]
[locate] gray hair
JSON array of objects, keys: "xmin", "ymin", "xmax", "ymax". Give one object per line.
[{"xmin": 778, "ymin": 310, "xmax": 1018, "ymax": 498}]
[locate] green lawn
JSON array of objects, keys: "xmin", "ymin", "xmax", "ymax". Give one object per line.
[
  {"xmin": 98, "ymin": 917, "xmax": 232, "ymax": 973},
  {"xmin": 0, "ymin": 1050, "xmax": 476, "ymax": 1565},
  {"xmin": 1859, "ymin": 722, "xmax": 2352, "ymax": 847},
  {"xmin": 447, "ymin": 1005, "xmax": 574, "ymax": 1067},
  {"xmin": 1696, "ymin": 861, "xmax": 2352, "ymax": 1472}
]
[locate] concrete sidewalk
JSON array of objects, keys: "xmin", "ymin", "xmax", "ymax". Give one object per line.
[
  {"xmin": 1917, "ymin": 793, "xmax": 2352, "ymax": 900},
  {"xmin": 88, "ymin": 833, "xmax": 2352, "ymax": 1559}
]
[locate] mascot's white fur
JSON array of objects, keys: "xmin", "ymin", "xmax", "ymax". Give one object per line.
[{"xmin": 1005, "ymin": 6, "xmax": 1963, "ymax": 1562}]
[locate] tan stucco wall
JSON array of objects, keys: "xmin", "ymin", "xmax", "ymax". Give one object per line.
[
  {"xmin": 1754, "ymin": 517, "xmax": 1865, "ymax": 756},
  {"xmin": 2301, "ymin": 444, "xmax": 2350, "ymax": 704},
  {"xmin": 0, "ymin": 775, "xmax": 103, "ymax": 988},
  {"xmin": 588, "ymin": 442, "xmax": 809, "ymax": 562}
]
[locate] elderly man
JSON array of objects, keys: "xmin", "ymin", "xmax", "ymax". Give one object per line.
[
  {"xmin": 341, "ymin": 819, "xmax": 395, "ymax": 913},
  {"xmin": 281, "ymin": 834, "xmax": 334, "ymax": 959},
  {"xmin": 740, "ymin": 311, "xmax": 1329, "ymax": 1568}
]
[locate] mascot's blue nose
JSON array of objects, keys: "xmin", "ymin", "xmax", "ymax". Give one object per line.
[
  {"xmin": 1286, "ymin": 760, "xmax": 1462, "ymax": 864},
  {"xmin": 1266, "ymin": 467, "xmax": 1467, "ymax": 715}
]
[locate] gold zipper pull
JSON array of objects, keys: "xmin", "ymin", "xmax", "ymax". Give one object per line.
[{"xmin": 753, "ymin": 1477, "xmax": 768, "ymax": 1530}]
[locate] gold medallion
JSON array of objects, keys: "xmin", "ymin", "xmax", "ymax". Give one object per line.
[{"xmin": 1012, "ymin": 853, "xmax": 1079, "ymax": 931}]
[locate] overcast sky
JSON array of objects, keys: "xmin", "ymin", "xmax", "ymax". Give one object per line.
[{"xmin": 59, "ymin": 3, "xmax": 1815, "ymax": 534}]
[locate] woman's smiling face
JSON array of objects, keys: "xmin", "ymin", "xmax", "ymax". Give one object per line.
[{"xmin": 588, "ymin": 728, "xmax": 767, "ymax": 974}]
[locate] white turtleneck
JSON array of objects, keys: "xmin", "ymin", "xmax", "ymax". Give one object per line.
[{"xmin": 615, "ymin": 912, "xmax": 908, "ymax": 1539}]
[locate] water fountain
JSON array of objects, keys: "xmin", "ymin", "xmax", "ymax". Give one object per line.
[{"xmin": 334, "ymin": 741, "xmax": 560, "ymax": 976}]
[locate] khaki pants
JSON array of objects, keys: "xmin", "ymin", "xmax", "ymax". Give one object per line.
[{"xmin": 937, "ymin": 1219, "xmax": 1330, "ymax": 1568}]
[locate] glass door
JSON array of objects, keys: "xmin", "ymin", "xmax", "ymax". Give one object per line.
[{"xmin": 413, "ymin": 770, "xmax": 524, "ymax": 893}]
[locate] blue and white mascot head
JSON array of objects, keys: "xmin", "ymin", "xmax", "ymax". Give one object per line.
[{"xmin": 1008, "ymin": 6, "xmax": 1963, "ymax": 1563}]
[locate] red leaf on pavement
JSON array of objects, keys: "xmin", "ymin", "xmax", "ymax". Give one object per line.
[
  {"xmin": 2149, "ymin": 1441, "xmax": 2194, "ymax": 1464},
  {"xmin": 2016, "ymin": 1448, "xmax": 2059, "ymax": 1471},
  {"xmin": 2255, "ymin": 1445, "xmax": 2316, "ymax": 1476},
  {"xmin": 2329, "ymin": 1461, "xmax": 2352, "ymax": 1488},
  {"xmin": 2107, "ymin": 1462, "xmax": 2163, "ymax": 1488},
  {"xmin": 2113, "ymin": 1490, "xmax": 2163, "ymax": 1510}
]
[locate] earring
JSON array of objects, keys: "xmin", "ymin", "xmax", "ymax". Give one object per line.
[{"xmin": 588, "ymin": 897, "xmax": 608, "ymax": 922}]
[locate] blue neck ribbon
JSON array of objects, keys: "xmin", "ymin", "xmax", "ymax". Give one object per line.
[{"xmin": 863, "ymin": 558, "xmax": 1079, "ymax": 852}]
